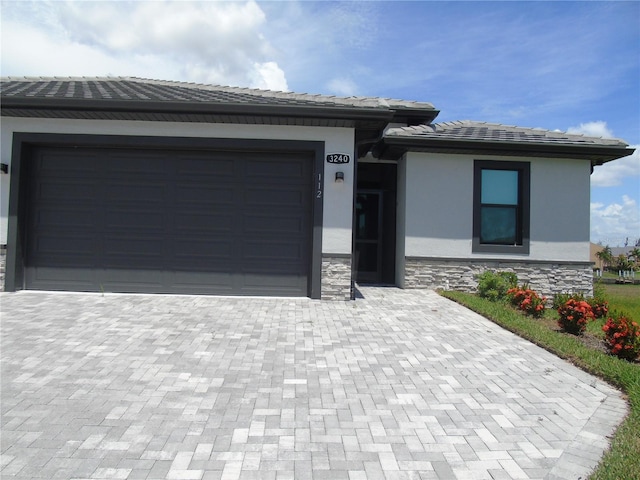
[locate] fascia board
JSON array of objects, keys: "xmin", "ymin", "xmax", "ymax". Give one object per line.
[
  {"xmin": 377, "ymin": 136, "xmax": 635, "ymax": 164},
  {"xmin": 0, "ymin": 97, "xmax": 397, "ymax": 122}
]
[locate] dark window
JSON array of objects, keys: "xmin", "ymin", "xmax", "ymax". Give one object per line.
[{"xmin": 473, "ymin": 160, "xmax": 530, "ymax": 254}]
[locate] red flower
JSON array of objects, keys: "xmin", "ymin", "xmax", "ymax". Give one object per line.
[{"xmin": 603, "ymin": 314, "xmax": 640, "ymax": 361}]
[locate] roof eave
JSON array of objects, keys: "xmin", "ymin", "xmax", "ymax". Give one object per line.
[
  {"xmin": 0, "ymin": 97, "xmax": 400, "ymax": 122},
  {"xmin": 390, "ymin": 109, "xmax": 440, "ymax": 126},
  {"xmin": 374, "ymin": 137, "xmax": 634, "ymax": 165}
]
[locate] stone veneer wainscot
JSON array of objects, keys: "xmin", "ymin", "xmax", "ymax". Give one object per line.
[
  {"xmin": 0, "ymin": 246, "xmax": 5, "ymax": 291},
  {"xmin": 404, "ymin": 257, "xmax": 593, "ymax": 299},
  {"xmin": 321, "ymin": 254, "xmax": 352, "ymax": 301}
]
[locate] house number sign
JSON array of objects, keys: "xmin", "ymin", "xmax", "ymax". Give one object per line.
[
  {"xmin": 316, "ymin": 173, "xmax": 322, "ymax": 199},
  {"xmin": 326, "ymin": 153, "xmax": 351, "ymax": 164}
]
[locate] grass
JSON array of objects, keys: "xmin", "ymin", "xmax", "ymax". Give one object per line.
[
  {"xmin": 602, "ymin": 283, "xmax": 640, "ymax": 319},
  {"xmin": 441, "ymin": 285, "xmax": 640, "ymax": 480}
]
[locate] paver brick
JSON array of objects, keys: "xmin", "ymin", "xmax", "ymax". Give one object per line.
[{"xmin": 1, "ymin": 288, "xmax": 627, "ymax": 479}]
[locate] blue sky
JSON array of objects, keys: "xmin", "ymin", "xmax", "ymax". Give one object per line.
[{"xmin": 2, "ymin": 0, "xmax": 638, "ymax": 246}]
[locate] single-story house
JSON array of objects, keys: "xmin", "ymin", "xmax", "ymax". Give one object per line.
[
  {"xmin": 591, "ymin": 243, "xmax": 606, "ymax": 271},
  {"xmin": 0, "ymin": 77, "xmax": 634, "ymax": 299}
]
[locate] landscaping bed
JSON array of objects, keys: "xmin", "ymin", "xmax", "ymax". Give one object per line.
[{"xmin": 441, "ymin": 281, "xmax": 639, "ymax": 480}]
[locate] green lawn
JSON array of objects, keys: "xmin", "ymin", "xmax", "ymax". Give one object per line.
[
  {"xmin": 441, "ymin": 285, "xmax": 640, "ymax": 480},
  {"xmin": 602, "ymin": 283, "xmax": 640, "ymax": 319}
]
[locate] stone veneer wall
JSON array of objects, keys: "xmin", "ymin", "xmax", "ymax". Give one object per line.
[
  {"xmin": 404, "ymin": 257, "xmax": 593, "ymax": 299},
  {"xmin": 321, "ymin": 254, "xmax": 352, "ymax": 301},
  {"xmin": 0, "ymin": 246, "xmax": 6, "ymax": 291}
]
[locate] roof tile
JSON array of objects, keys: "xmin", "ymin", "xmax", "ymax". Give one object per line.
[
  {"xmin": 0, "ymin": 76, "xmax": 436, "ymax": 111},
  {"xmin": 384, "ymin": 120, "xmax": 629, "ymax": 147}
]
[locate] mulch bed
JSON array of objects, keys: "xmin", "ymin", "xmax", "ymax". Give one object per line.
[{"xmin": 539, "ymin": 315, "xmax": 639, "ymax": 363}]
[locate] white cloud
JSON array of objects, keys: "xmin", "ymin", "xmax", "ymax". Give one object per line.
[
  {"xmin": 1, "ymin": 0, "xmax": 287, "ymax": 89},
  {"xmin": 327, "ymin": 77, "xmax": 358, "ymax": 97},
  {"xmin": 591, "ymin": 195, "xmax": 640, "ymax": 246},
  {"xmin": 567, "ymin": 121, "xmax": 615, "ymax": 138},
  {"xmin": 1, "ymin": 20, "xmax": 164, "ymax": 78},
  {"xmin": 250, "ymin": 62, "xmax": 288, "ymax": 91},
  {"xmin": 591, "ymin": 147, "xmax": 640, "ymax": 187}
]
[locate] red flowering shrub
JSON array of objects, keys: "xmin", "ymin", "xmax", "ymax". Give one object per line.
[
  {"xmin": 557, "ymin": 299, "xmax": 594, "ymax": 335},
  {"xmin": 602, "ymin": 313, "xmax": 640, "ymax": 361},
  {"xmin": 588, "ymin": 298, "xmax": 609, "ymax": 319},
  {"xmin": 507, "ymin": 286, "xmax": 547, "ymax": 318}
]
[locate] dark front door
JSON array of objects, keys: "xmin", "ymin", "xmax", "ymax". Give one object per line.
[
  {"xmin": 355, "ymin": 162, "xmax": 397, "ymax": 284},
  {"xmin": 355, "ymin": 191, "xmax": 383, "ymax": 283}
]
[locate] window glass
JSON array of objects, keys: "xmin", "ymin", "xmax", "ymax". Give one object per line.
[
  {"xmin": 480, "ymin": 206, "xmax": 516, "ymax": 244},
  {"xmin": 355, "ymin": 193, "xmax": 379, "ymax": 241},
  {"xmin": 473, "ymin": 160, "xmax": 529, "ymax": 254},
  {"xmin": 481, "ymin": 169, "xmax": 518, "ymax": 205}
]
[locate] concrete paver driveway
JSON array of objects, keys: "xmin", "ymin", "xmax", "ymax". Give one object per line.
[{"xmin": 1, "ymin": 288, "xmax": 626, "ymax": 480}]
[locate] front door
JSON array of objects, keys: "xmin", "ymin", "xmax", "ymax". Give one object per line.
[
  {"xmin": 355, "ymin": 191, "xmax": 383, "ymax": 283},
  {"xmin": 354, "ymin": 162, "xmax": 397, "ymax": 285}
]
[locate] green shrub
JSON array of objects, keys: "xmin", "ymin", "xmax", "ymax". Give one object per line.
[
  {"xmin": 593, "ymin": 280, "xmax": 607, "ymax": 303},
  {"xmin": 590, "ymin": 281, "xmax": 610, "ymax": 319},
  {"xmin": 476, "ymin": 271, "xmax": 518, "ymax": 302}
]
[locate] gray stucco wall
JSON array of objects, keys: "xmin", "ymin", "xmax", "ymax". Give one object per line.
[{"xmin": 402, "ymin": 152, "xmax": 592, "ymax": 262}]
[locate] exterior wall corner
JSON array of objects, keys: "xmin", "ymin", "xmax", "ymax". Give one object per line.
[
  {"xmin": 0, "ymin": 245, "xmax": 5, "ymax": 291},
  {"xmin": 321, "ymin": 254, "xmax": 352, "ymax": 300}
]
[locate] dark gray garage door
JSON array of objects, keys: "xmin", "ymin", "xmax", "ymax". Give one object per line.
[{"xmin": 25, "ymin": 146, "xmax": 313, "ymax": 296}]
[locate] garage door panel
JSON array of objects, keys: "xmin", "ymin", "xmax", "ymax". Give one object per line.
[
  {"xmin": 106, "ymin": 183, "xmax": 167, "ymax": 204},
  {"xmin": 175, "ymin": 212, "xmax": 234, "ymax": 233},
  {"xmin": 103, "ymin": 258, "xmax": 164, "ymax": 270},
  {"xmin": 244, "ymin": 152, "xmax": 304, "ymax": 168},
  {"xmin": 246, "ymin": 158, "xmax": 306, "ymax": 180},
  {"xmin": 33, "ymin": 233, "xmax": 97, "ymax": 257},
  {"xmin": 245, "ymin": 188, "xmax": 306, "ymax": 206},
  {"xmin": 105, "ymin": 235, "xmax": 164, "ymax": 255},
  {"xmin": 36, "ymin": 208, "xmax": 96, "ymax": 228},
  {"xmin": 173, "ymin": 239, "xmax": 235, "ymax": 263},
  {"xmin": 243, "ymin": 214, "xmax": 304, "ymax": 234},
  {"xmin": 101, "ymin": 269, "xmax": 164, "ymax": 290},
  {"xmin": 28, "ymin": 267, "xmax": 98, "ymax": 289},
  {"xmin": 105, "ymin": 210, "xmax": 165, "ymax": 230},
  {"xmin": 239, "ymin": 273, "xmax": 306, "ymax": 295},
  {"xmin": 38, "ymin": 182, "xmax": 97, "ymax": 202},
  {"xmin": 25, "ymin": 145, "xmax": 313, "ymax": 296},
  {"xmin": 171, "ymin": 272, "xmax": 234, "ymax": 294},
  {"xmin": 29, "ymin": 255, "xmax": 97, "ymax": 270},
  {"xmin": 37, "ymin": 151, "xmax": 99, "ymax": 176},
  {"xmin": 176, "ymin": 156, "xmax": 235, "ymax": 177},
  {"xmin": 106, "ymin": 153, "xmax": 167, "ymax": 175},
  {"xmin": 244, "ymin": 240, "xmax": 305, "ymax": 262},
  {"xmin": 176, "ymin": 185, "xmax": 235, "ymax": 206}
]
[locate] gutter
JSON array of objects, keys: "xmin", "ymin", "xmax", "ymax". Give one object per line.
[
  {"xmin": 375, "ymin": 136, "xmax": 635, "ymax": 164},
  {"xmin": 0, "ymin": 97, "xmax": 432, "ymax": 125}
]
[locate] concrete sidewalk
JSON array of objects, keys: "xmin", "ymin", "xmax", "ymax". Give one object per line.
[{"xmin": 0, "ymin": 288, "xmax": 626, "ymax": 480}]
